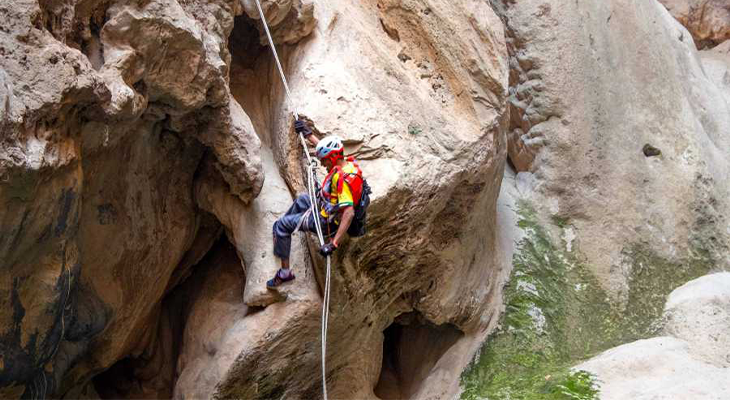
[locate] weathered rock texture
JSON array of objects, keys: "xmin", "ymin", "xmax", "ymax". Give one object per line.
[
  {"xmin": 659, "ymin": 0, "xmax": 730, "ymax": 49},
  {"xmin": 461, "ymin": 1, "xmax": 730, "ymax": 397},
  {"xmin": 0, "ymin": 0, "xmax": 268, "ymax": 396},
  {"xmin": 493, "ymin": 0, "xmax": 730, "ymax": 304},
  {"xmin": 4, "ymin": 0, "xmax": 728, "ymax": 398},
  {"xmin": 1, "ymin": 0, "xmax": 510, "ymax": 398},
  {"xmin": 180, "ymin": 0, "xmax": 511, "ymax": 398},
  {"xmin": 578, "ymin": 273, "xmax": 730, "ymax": 400}
]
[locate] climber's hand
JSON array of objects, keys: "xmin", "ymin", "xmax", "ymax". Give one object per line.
[
  {"xmin": 319, "ymin": 242, "xmax": 337, "ymax": 257},
  {"xmin": 294, "ymin": 119, "xmax": 312, "ymax": 137}
]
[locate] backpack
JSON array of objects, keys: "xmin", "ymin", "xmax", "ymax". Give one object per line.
[
  {"xmin": 320, "ymin": 157, "xmax": 371, "ymax": 237},
  {"xmin": 347, "ymin": 179, "xmax": 371, "ymax": 237}
]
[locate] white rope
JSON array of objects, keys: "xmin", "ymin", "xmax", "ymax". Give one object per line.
[
  {"xmin": 252, "ymin": 0, "xmax": 299, "ymax": 121},
  {"xmin": 250, "ymin": 1, "xmax": 331, "ymax": 398}
]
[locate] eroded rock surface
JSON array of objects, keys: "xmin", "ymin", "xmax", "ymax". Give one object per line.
[
  {"xmin": 183, "ymin": 0, "xmax": 511, "ymax": 398},
  {"xmin": 663, "ymin": 272, "xmax": 730, "ymax": 369},
  {"xmin": 0, "ymin": 0, "xmax": 265, "ymax": 396},
  {"xmin": 2, "ymin": 0, "xmax": 509, "ymax": 398},
  {"xmin": 492, "ymin": 0, "xmax": 730, "ymax": 304},
  {"xmin": 463, "ymin": 1, "xmax": 730, "ymax": 398},
  {"xmin": 4, "ymin": 0, "xmax": 727, "ymax": 398}
]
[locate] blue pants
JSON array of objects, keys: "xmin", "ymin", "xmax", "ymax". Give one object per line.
[{"xmin": 273, "ymin": 194, "xmax": 335, "ymax": 260}]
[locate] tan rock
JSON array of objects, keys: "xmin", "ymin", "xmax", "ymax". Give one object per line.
[
  {"xmin": 578, "ymin": 337, "xmax": 730, "ymax": 400},
  {"xmin": 193, "ymin": 97, "xmax": 264, "ymax": 204},
  {"xmin": 195, "ymin": 146, "xmax": 310, "ymax": 307},
  {"xmin": 241, "ymin": 0, "xmax": 316, "ymax": 45},
  {"xmin": 658, "ymin": 0, "xmax": 730, "ymax": 48},
  {"xmin": 189, "ymin": 0, "xmax": 511, "ymax": 398},
  {"xmin": 100, "ymin": 0, "xmax": 228, "ymax": 115},
  {"xmin": 98, "ymin": 1, "xmax": 264, "ymax": 202},
  {"xmin": 0, "ymin": 0, "xmax": 263, "ymax": 396},
  {"xmin": 4, "ymin": 0, "xmax": 509, "ymax": 398},
  {"xmin": 173, "ymin": 238, "xmax": 321, "ymax": 399}
]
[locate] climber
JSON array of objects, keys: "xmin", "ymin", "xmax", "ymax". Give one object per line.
[{"xmin": 266, "ymin": 119, "xmax": 368, "ymax": 289}]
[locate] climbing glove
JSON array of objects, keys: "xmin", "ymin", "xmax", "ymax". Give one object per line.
[
  {"xmin": 294, "ymin": 119, "xmax": 312, "ymax": 137},
  {"xmin": 320, "ymin": 242, "xmax": 337, "ymax": 257}
]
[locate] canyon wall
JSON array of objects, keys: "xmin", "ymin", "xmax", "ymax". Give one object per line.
[{"xmin": 1, "ymin": 0, "xmax": 728, "ymax": 399}]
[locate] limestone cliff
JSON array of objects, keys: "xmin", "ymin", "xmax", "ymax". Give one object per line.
[{"xmin": 1, "ymin": 0, "xmax": 728, "ymax": 399}]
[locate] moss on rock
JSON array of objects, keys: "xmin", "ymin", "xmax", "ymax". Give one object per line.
[{"xmin": 460, "ymin": 200, "xmax": 715, "ymax": 400}]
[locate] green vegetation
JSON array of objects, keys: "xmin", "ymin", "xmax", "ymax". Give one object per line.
[
  {"xmin": 619, "ymin": 244, "xmax": 715, "ymax": 339},
  {"xmin": 555, "ymin": 371, "xmax": 601, "ymax": 400},
  {"xmin": 550, "ymin": 214, "xmax": 570, "ymax": 229},
  {"xmin": 460, "ymin": 200, "xmax": 715, "ymax": 400},
  {"xmin": 408, "ymin": 124, "xmax": 422, "ymax": 135}
]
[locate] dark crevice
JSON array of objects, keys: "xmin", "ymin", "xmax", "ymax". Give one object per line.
[
  {"xmin": 77, "ymin": 4, "xmax": 108, "ymax": 70},
  {"xmin": 92, "ymin": 235, "xmax": 237, "ymax": 399},
  {"xmin": 643, "ymin": 143, "xmax": 662, "ymax": 157},
  {"xmin": 374, "ymin": 312, "xmax": 464, "ymax": 400},
  {"xmin": 38, "ymin": 0, "xmax": 110, "ymax": 70},
  {"xmin": 227, "ymin": 12, "xmax": 274, "ymax": 145},
  {"xmin": 229, "ymin": 14, "xmax": 267, "ymax": 71},
  {"xmin": 506, "ymin": 153, "xmax": 517, "ymax": 173}
]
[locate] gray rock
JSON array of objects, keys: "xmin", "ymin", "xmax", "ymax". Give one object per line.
[{"xmin": 578, "ymin": 273, "xmax": 730, "ymax": 400}]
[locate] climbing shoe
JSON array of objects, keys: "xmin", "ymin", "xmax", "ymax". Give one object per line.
[{"xmin": 266, "ymin": 268, "xmax": 296, "ymax": 289}]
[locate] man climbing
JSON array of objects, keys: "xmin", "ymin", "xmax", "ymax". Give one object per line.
[{"xmin": 266, "ymin": 119, "xmax": 364, "ymax": 288}]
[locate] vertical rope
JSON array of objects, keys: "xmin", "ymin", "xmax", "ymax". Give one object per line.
[
  {"xmin": 249, "ymin": 1, "xmax": 331, "ymax": 398},
  {"xmin": 252, "ymin": 0, "xmax": 299, "ymax": 121}
]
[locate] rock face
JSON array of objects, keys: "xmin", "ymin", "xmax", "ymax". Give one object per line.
[
  {"xmin": 578, "ymin": 273, "xmax": 730, "ymax": 400},
  {"xmin": 658, "ymin": 0, "xmax": 730, "ymax": 49},
  {"xmin": 462, "ymin": 0, "xmax": 730, "ymax": 398},
  {"xmin": 1, "ymin": 0, "xmax": 509, "ymax": 398},
  {"xmin": 0, "ymin": 0, "xmax": 266, "ymax": 396},
  {"xmin": 181, "ymin": 0, "xmax": 511, "ymax": 398},
  {"xmin": 493, "ymin": 0, "xmax": 730, "ymax": 303},
  {"xmin": 2, "ymin": 0, "xmax": 728, "ymax": 399}
]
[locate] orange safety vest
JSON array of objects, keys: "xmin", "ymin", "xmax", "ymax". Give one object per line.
[{"xmin": 320, "ymin": 157, "xmax": 365, "ymax": 207}]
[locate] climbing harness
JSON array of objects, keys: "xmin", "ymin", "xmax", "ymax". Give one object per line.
[
  {"xmin": 320, "ymin": 158, "xmax": 366, "ymax": 207},
  {"xmin": 319, "ymin": 158, "xmax": 371, "ymax": 237},
  {"xmin": 251, "ymin": 1, "xmax": 332, "ymax": 399}
]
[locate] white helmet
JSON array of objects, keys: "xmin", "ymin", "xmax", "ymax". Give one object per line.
[{"xmin": 315, "ymin": 135, "xmax": 344, "ymax": 161}]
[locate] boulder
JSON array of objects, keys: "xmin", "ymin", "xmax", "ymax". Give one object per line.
[
  {"xmin": 664, "ymin": 272, "xmax": 730, "ymax": 368},
  {"xmin": 578, "ymin": 337, "xmax": 730, "ymax": 400},
  {"xmin": 577, "ymin": 273, "xmax": 730, "ymax": 400}
]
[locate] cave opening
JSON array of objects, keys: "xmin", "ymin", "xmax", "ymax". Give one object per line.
[
  {"xmin": 374, "ymin": 312, "xmax": 464, "ymax": 400},
  {"xmin": 227, "ymin": 12, "xmax": 290, "ymax": 146},
  {"xmin": 229, "ymin": 13, "xmax": 267, "ymax": 71},
  {"xmin": 228, "ymin": 12, "xmax": 270, "ymax": 112},
  {"xmin": 91, "ymin": 233, "xmax": 243, "ymax": 399}
]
